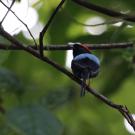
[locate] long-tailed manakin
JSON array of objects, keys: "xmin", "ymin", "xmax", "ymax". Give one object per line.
[{"xmin": 71, "ymin": 43, "xmax": 100, "ymax": 96}]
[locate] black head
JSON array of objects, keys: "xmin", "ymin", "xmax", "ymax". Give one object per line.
[{"xmin": 73, "ymin": 43, "xmax": 91, "ymax": 57}]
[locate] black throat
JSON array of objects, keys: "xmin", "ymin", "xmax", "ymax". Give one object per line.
[{"xmin": 73, "ymin": 44, "xmax": 90, "ymax": 57}]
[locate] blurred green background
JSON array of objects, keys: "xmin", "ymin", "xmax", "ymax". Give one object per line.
[{"xmin": 0, "ymin": 0, "xmax": 135, "ymax": 135}]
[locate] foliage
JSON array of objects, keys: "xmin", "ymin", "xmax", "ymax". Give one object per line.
[{"xmin": 0, "ymin": 0, "xmax": 135, "ymax": 135}]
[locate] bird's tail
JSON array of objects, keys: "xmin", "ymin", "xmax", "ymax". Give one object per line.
[{"xmin": 80, "ymin": 78, "xmax": 86, "ymax": 97}]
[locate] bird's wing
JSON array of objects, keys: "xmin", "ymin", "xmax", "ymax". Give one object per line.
[{"xmin": 75, "ymin": 57, "xmax": 99, "ymax": 70}]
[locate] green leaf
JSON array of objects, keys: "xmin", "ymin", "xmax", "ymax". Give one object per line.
[
  {"xmin": 121, "ymin": 47, "xmax": 135, "ymax": 62},
  {"xmin": 6, "ymin": 105, "xmax": 63, "ymax": 135},
  {"xmin": 0, "ymin": 114, "xmax": 20, "ymax": 135},
  {"xmin": 0, "ymin": 51, "xmax": 10, "ymax": 65},
  {"xmin": 0, "ymin": 68, "xmax": 23, "ymax": 94},
  {"xmin": 0, "ymin": 36, "xmax": 10, "ymax": 65},
  {"xmin": 40, "ymin": 87, "xmax": 75, "ymax": 109}
]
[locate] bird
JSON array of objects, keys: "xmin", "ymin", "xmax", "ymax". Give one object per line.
[{"xmin": 71, "ymin": 43, "xmax": 100, "ymax": 96}]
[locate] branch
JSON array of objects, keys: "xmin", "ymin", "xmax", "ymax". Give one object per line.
[
  {"xmin": 0, "ymin": 0, "xmax": 37, "ymax": 47},
  {"xmin": 0, "ymin": 0, "xmax": 15, "ymax": 25},
  {"xmin": 39, "ymin": 0, "xmax": 66, "ymax": 56},
  {"xmin": 72, "ymin": 0, "xmax": 135, "ymax": 22},
  {"xmin": 0, "ymin": 42, "xmax": 133, "ymax": 51},
  {"xmin": 0, "ymin": 27, "xmax": 135, "ymax": 131},
  {"xmin": 63, "ymin": 9, "xmax": 123, "ymax": 27}
]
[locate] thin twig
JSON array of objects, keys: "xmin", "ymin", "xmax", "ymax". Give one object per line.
[
  {"xmin": 0, "ymin": 0, "xmax": 15, "ymax": 25},
  {"xmin": 39, "ymin": 0, "xmax": 66, "ymax": 56},
  {"xmin": 0, "ymin": 42, "xmax": 133, "ymax": 50},
  {"xmin": 67, "ymin": 16, "xmax": 122, "ymax": 27},
  {"xmin": 72, "ymin": 0, "xmax": 135, "ymax": 22},
  {"xmin": 0, "ymin": 27, "xmax": 135, "ymax": 131},
  {"xmin": 0, "ymin": 0, "xmax": 38, "ymax": 47},
  {"xmin": 63, "ymin": 9, "xmax": 123, "ymax": 27}
]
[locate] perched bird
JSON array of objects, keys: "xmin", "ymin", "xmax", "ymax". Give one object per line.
[{"xmin": 71, "ymin": 43, "xmax": 100, "ymax": 96}]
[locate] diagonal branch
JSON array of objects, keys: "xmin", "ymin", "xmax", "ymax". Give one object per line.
[
  {"xmin": 0, "ymin": 42, "xmax": 133, "ymax": 50},
  {"xmin": 39, "ymin": 0, "xmax": 66, "ymax": 56},
  {"xmin": 72, "ymin": 0, "xmax": 135, "ymax": 22},
  {"xmin": 0, "ymin": 27, "xmax": 135, "ymax": 131}
]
